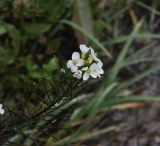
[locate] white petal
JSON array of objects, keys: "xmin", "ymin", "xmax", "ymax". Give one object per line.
[
  {"xmin": 73, "ymin": 70, "xmax": 82, "ymax": 79},
  {"xmin": 0, "ymin": 103, "xmax": 4, "ymax": 115},
  {"xmin": 90, "ymin": 72, "xmax": 98, "ymax": 78},
  {"xmin": 97, "ymin": 74, "xmax": 101, "ymax": 78},
  {"xmin": 80, "ymin": 44, "xmax": 89, "ymax": 53},
  {"xmin": 77, "ymin": 73, "xmax": 82, "ymax": 79},
  {"xmin": 72, "ymin": 52, "xmax": 80, "ymax": 60},
  {"xmin": 83, "ymin": 73, "xmax": 89, "ymax": 81},
  {"xmin": 94, "ymin": 55, "xmax": 99, "ymax": 62},
  {"xmin": 99, "ymin": 68, "xmax": 104, "ymax": 74},
  {"xmin": 0, "ymin": 109, "xmax": 4, "ymax": 115},
  {"xmin": 73, "ymin": 73, "xmax": 77, "ymax": 78},
  {"xmin": 90, "ymin": 63, "xmax": 98, "ymax": 70},
  {"xmin": 67, "ymin": 60, "xmax": 73, "ymax": 69},
  {"xmin": 97, "ymin": 60, "xmax": 103, "ymax": 68},
  {"xmin": 71, "ymin": 66, "xmax": 78, "ymax": 72},
  {"xmin": 89, "ymin": 47, "xmax": 94, "ymax": 55},
  {"xmin": 77, "ymin": 59, "xmax": 84, "ymax": 66},
  {"xmin": 82, "ymin": 67, "xmax": 88, "ymax": 71}
]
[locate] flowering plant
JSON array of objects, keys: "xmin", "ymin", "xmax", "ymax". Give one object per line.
[{"xmin": 67, "ymin": 44, "xmax": 104, "ymax": 80}]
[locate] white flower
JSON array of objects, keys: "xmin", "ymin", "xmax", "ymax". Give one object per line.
[
  {"xmin": 67, "ymin": 52, "xmax": 84, "ymax": 72},
  {"xmin": 67, "ymin": 45, "xmax": 104, "ymax": 80},
  {"xmin": 73, "ymin": 70, "xmax": 82, "ymax": 79},
  {"xmin": 88, "ymin": 47, "xmax": 99, "ymax": 63},
  {"xmin": 0, "ymin": 104, "xmax": 5, "ymax": 115},
  {"xmin": 80, "ymin": 44, "xmax": 89, "ymax": 59},
  {"xmin": 80, "ymin": 44, "xmax": 89, "ymax": 54},
  {"xmin": 82, "ymin": 63, "xmax": 103, "ymax": 81}
]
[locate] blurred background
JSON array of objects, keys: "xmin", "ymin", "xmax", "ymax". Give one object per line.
[{"xmin": 0, "ymin": 0, "xmax": 160, "ymax": 146}]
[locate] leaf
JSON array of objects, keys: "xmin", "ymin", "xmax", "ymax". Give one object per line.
[
  {"xmin": 38, "ymin": 0, "xmax": 71, "ymax": 23},
  {"xmin": 6, "ymin": 24, "xmax": 21, "ymax": 50},
  {"xmin": 112, "ymin": 64, "xmax": 160, "ymax": 96},
  {"xmin": 0, "ymin": 47, "xmax": 15, "ymax": 64},
  {"xmin": 0, "ymin": 23, "xmax": 7, "ymax": 35},
  {"xmin": 24, "ymin": 23, "xmax": 51, "ymax": 39},
  {"xmin": 112, "ymin": 102, "xmax": 146, "ymax": 110},
  {"xmin": 43, "ymin": 57, "xmax": 58, "ymax": 74},
  {"xmin": 26, "ymin": 57, "xmax": 42, "ymax": 78},
  {"xmin": 106, "ymin": 20, "xmax": 143, "ymax": 85}
]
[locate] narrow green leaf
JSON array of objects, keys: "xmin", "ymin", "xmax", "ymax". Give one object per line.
[
  {"xmin": 103, "ymin": 34, "xmax": 160, "ymax": 45},
  {"xmin": 106, "ymin": 20, "xmax": 143, "ymax": 85},
  {"xmin": 110, "ymin": 64, "xmax": 160, "ymax": 96},
  {"xmin": 124, "ymin": 57, "xmax": 160, "ymax": 67}
]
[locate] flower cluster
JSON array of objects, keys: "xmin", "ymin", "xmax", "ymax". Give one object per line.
[
  {"xmin": 0, "ymin": 104, "xmax": 5, "ymax": 115},
  {"xmin": 67, "ymin": 44, "xmax": 104, "ymax": 80}
]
